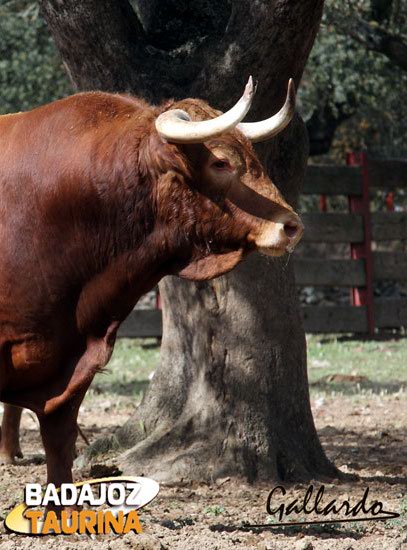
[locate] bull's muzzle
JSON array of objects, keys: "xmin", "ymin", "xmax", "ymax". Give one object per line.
[{"xmin": 256, "ymin": 213, "xmax": 304, "ymax": 256}]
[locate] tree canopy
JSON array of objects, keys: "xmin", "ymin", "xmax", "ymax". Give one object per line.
[
  {"xmin": 0, "ymin": 0, "xmax": 70, "ymax": 114},
  {"xmin": 303, "ymin": 0, "xmax": 407, "ymax": 159}
]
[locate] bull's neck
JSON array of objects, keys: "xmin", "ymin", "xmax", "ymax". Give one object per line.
[
  {"xmin": 76, "ymin": 218, "xmax": 173, "ymax": 335},
  {"xmin": 72, "ymin": 135, "xmax": 193, "ymax": 325}
]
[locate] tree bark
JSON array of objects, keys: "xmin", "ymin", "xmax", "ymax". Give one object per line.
[{"xmin": 39, "ymin": 0, "xmax": 338, "ymax": 482}]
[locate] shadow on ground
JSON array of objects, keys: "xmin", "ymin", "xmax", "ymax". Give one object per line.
[{"xmin": 319, "ymin": 425, "xmax": 407, "ymax": 484}]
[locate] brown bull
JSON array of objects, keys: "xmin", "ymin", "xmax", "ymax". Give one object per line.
[{"xmin": 0, "ymin": 79, "xmax": 303, "ymax": 488}]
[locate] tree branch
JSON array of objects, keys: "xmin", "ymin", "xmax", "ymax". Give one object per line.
[
  {"xmin": 370, "ymin": 0, "xmax": 393, "ymax": 24},
  {"xmin": 330, "ymin": 10, "xmax": 407, "ymax": 72},
  {"xmin": 38, "ymin": 0, "xmax": 146, "ymax": 92}
]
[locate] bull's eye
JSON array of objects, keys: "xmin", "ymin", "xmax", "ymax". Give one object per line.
[{"xmin": 211, "ymin": 159, "xmax": 232, "ymax": 171}]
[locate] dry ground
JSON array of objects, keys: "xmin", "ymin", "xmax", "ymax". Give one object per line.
[{"xmin": 0, "ymin": 337, "xmax": 406, "ymax": 549}]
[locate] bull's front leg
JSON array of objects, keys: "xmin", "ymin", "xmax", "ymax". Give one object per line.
[
  {"xmin": 0, "ymin": 404, "xmax": 23, "ymax": 464},
  {"xmin": 37, "ymin": 388, "xmax": 87, "ymax": 490}
]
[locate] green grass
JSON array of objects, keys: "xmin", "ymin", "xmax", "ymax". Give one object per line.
[
  {"xmin": 85, "ymin": 335, "xmax": 407, "ymax": 401},
  {"xmin": 90, "ymin": 339, "xmax": 159, "ymax": 400},
  {"xmin": 307, "ymin": 334, "xmax": 407, "ymax": 395}
]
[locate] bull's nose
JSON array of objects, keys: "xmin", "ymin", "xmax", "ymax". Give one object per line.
[
  {"xmin": 284, "ymin": 219, "xmax": 303, "ymax": 240},
  {"xmin": 283, "ymin": 217, "xmax": 304, "ymax": 251}
]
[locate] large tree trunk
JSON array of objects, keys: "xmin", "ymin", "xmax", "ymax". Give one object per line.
[{"xmin": 39, "ymin": 0, "xmax": 338, "ymax": 482}]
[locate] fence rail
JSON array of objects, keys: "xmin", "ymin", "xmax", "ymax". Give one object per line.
[
  {"xmin": 295, "ymin": 252, "xmax": 407, "ymax": 286},
  {"xmin": 117, "ymin": 155, "xmax": 407, "ymax": 337},
  {"xmin": 303, "ymin": 160, "xmax": 407, "ymax": 195},
  {"xmin": 118, "ymin": 297, "xmax": 407, "ymax": 337},
  {"xmin": 301, "ymin": 212, "xmax": 407, "ymax": 243}
]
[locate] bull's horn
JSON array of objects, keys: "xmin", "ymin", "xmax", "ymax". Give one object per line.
[
  {"xmin": 155, "ymin": 76, "xmax": 255, "ymax": 144},
  {"xmin": 237, "ymin": 79, "xmax": 296, "ymax": 142}
]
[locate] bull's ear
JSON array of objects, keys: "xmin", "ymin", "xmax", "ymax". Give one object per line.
[
  {"xmin": 139, "ymin": 131, "xmax": 190, "ymax": 180},
  {"xmin": 176, "ymin": 249, "xmax": 246, "ymax": 281}
]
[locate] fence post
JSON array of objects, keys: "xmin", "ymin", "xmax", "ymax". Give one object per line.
[
  {"xmin": 155, "ymin": 288, "xmax": 162, "ymax": 310},
  {"xmin": 346, "ymin": 151, "xmax": 375, "ymax": 336},
  {"xmin": 385, "ymin": 191, "xmax": 395, "ymax": 212}
]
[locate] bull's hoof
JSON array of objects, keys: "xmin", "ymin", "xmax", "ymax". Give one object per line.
[{"xmin": 0, "ymin": 448, "xmax": 23, "ymax": 465}]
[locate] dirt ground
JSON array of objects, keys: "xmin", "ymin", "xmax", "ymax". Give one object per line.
[{"xmin": 0, "ymin": 386, "xmax": 405, "ymax": 550}]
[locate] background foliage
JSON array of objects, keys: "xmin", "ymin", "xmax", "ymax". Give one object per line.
[
  {"xmin": 301, "ymin": 0, "xmax": 407, "ymax": 161},
  {"xmin": 0, "ymin": 0, "xmax": 70, "ymax": 114},
  {"xmin": 0, "ymin": 0, "xmax": 406, "ymax": 161}
]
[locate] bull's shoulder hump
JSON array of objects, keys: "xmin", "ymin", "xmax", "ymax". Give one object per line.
[{"xmin": 0, "ymin": 92, "xmax": 155, "ymax": 137}]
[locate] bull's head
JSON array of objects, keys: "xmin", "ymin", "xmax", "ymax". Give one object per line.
[{"xmin": 150, "ymin": 78, "xmax": 303, "ymax": 281}]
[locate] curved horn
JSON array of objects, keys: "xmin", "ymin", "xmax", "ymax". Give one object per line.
[
  {"xmin": 155, "ymin": 77, "xmax": 255, "ymax": 144},
  {"xmin": 237, "ymin": 79, "xmax": 296, "ymax": 142}
]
